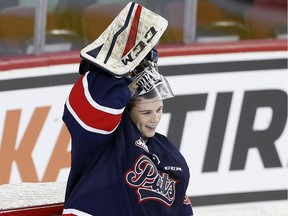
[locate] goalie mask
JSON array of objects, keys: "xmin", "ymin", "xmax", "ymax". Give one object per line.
[{"xmin": 128, "ymin": 60, "xmax": 174, "ymax": 102}]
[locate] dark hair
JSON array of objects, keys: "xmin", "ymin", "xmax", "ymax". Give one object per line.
[
  {"xmin": 125, "ymin": 102, "xmax": 134, "ymax": 113},
  {"xmin": 125, "ymin": 89, "xmax": 159, "ymax": 113}
]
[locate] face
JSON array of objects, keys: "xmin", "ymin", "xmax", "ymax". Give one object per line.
[{"xmin": 128, "ymin": 97, "xmax": 163, "ymax": 138}]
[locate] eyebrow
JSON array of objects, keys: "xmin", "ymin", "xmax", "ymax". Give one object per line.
[{"xmin": 136, "ymin": 105, "xmax": 164, "ymax": 113}]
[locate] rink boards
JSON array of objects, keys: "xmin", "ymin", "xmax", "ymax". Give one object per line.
[{"xmin": 0, "ymin": 40, "xmax": 287, "ymax": 215}]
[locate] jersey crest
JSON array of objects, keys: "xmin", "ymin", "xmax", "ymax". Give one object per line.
[
  {"xmin": 135, "ymin": 137, "xmax": 149, "ymax": 152},
  {"xmin": 125, "ymin": 155, "xmax": 178, "ymax": 207}
]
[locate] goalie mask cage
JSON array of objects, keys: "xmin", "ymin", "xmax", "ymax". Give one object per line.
[{"xmin": 0, "ymin": 182, "xmax": 65, "ymax": 216}]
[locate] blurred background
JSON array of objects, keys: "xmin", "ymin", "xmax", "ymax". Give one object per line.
[{"xmin": 0, "ymin": 0, "xmax": 286, "ymax": 56}]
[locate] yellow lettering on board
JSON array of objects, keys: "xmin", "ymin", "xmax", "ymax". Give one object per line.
[{"xmin": 0, "ymin": 107, "xmax": 50, "ymax": 184}]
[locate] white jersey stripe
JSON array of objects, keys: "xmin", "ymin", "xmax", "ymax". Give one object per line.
[
  {"xmin": 62, "ymin": 208, "xmax": 93, "ymax": 216},
  {"xmin": 66, "ymin": 98, "xmax": 119, "ymax": 134},
  {"xmin": 82, "ymin": 72, "xmax": 125, "ymax": 115}
]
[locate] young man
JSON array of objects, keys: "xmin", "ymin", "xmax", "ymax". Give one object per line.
[
  {"xmin": 62, "ymin": 49, "xmax": 193, "ymax": 216},
  {"xmin": 62, "ymin": 2, "xmax": 193, "ymax": 215}
]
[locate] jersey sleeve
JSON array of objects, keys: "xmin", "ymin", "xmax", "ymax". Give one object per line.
[
  {"xmin": 181, "ymin": 195, "xmax": 194, "ymax": 216},
  {"xmin": 64, "ymin": 68, "xmax": 131, "ymax": 135}
]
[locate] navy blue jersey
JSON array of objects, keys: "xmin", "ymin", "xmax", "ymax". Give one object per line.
[{"xmin": 62, "ymin": 68, "xmax": 193, "ymax": 216}]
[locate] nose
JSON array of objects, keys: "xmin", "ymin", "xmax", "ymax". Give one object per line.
[{"xmin": 150, "ymin": 112, "xmax": 160, "ymax": 123}]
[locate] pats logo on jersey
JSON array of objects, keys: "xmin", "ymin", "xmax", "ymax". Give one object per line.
[
  {"xmin": 125, "ymin": 155, "xmax": 178, "ymax": 206},
  {"xmin": 135, "ymin": 137, "xmax": 149, "ymax": 152}
]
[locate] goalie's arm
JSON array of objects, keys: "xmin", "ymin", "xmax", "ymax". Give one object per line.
[{"xmin": 64, "ymin": 65, "xmax": 131, "ymax": 135}]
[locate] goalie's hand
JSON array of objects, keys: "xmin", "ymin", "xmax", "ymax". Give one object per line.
[{"xmin": 79, "ymin": 59, "xmax": 91, "ymax": 75}]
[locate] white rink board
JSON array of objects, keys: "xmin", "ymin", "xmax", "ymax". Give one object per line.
[
  {"xmin": 194, "ymin": 201, "xmax": 288, "ymax": 216},
  {"xmin": 161, "ymin": 69, "xmax": 287, "ymax": 196},
  {"xmin": 0, "ymin": 51, "xmax": 287, "ymax": 215}
]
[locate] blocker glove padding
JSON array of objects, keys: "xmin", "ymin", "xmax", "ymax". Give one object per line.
[
  {"xmin": 79, "ymin": 48, "xmax": 158, "ymax": 76},
  {"xmin": 79, "ymin": 2, "xmax": 168, "ymax": 76}
]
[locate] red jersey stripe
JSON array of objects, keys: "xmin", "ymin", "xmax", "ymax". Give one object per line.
[{"xmin": 67, "ymin": 73, "xmax": 124, "ymax": 134}]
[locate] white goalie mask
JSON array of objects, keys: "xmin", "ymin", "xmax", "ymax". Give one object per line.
[{"xmin": 128, "ymin": 61, "xmax": 174, "ymax": 102}]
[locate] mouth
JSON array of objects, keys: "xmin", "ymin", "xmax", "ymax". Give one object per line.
[{"xmin": 146, "ymin": 125, "xmax": 157, "ymax": 130}]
